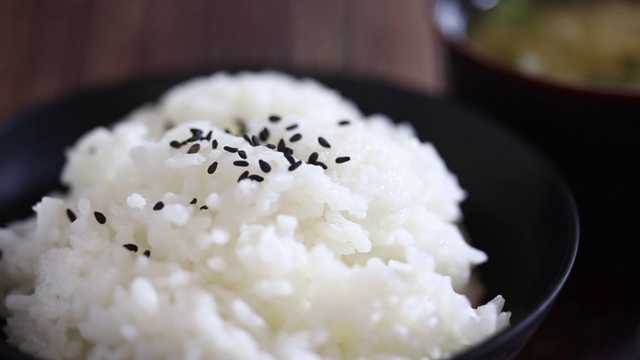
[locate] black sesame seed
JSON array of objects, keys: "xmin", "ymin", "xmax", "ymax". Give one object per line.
[
  {"xmin": 238, "ymin": 150, "xmax": 247, "ymax": 159},
  {"xmin": 269, "ymin": 115, "xmax": 281, "ymax": 123},
  {"xmin": 338, "ymin": 120, "xmax": 351, "ymax": 126},
  {"xmin": 335, "ymin": 156, "xmax": 351, "ymax": 164},
  {"xmin": 207, "ymin": 161, "xmax": 218, "ymax": 174},
  {"xmin": 153, "ymin": 201, "xmax": 165, "ymax": 211},
  {"xmin": 308, "ymin": 152, "xmax": 319, "ymax": 163},
  {"xmin": 200, "ymin": 205, "xmax": 209, "ymax": 210},
  {"xmin": 204, "ymin": 130, "xmax": 212, "ymax": 141},
  {"xmin": 170, "ymin": 140, "xmax": 183, "ymax": 148},
  {"xmin": 233, "ymin": 160, "xmax": 249, "ymax": 167},
  {"xmin": 225, "ymin": 128, "xmax": 231, "ymax": 134},
  {"xmin": 284, "ymin": 153, "xmax": 296, "ymax": 165},
  {"xmin": 266, "ymin": 144, "xmax": 277, "ymax": 150},
  {"xmin": 224, "ymin": 146, "xmax": 238, "ymax": 153},
  {"xmin": 277, "ymin": 139, "xmax": 286, "ymax": 152},
  {"xmin": 314, "ymin": 161, "xmax": 328, "ymax": 169},
  {"xmin": 66, "ymin": 209, "xmax": 77, "ymax": 223},
  {"xmin": 94, "ymin": 211, "xmax": 106, "ymax": 224},
  {"xmin": 259, "ymin": 128, "xmax": 270, "ymax": 142},
  {"xmin": 288, "ymin": 161, "xmax": 303, "ymax": 171},
  {"xmin": 259, "ymin": 159, "xmax": 271, "ymax": 173},
  {"xmin": 212, "ymin": 139, "xmax": 219, "ymax": 149},
  {"xmin": 123, "ymin": 243, "xmax": 138, "ymax": 252},
  {"xmin": 187, "ymin": 144, "xmax": 201, "ymax": 154},
  {"xmin": 283, "ymin": 147, "xmax": 294, "ymax": 156},
  {"xmin": 249, "ymin": 174, "xmax": 264, "ymax": 182},
  {"xmin": 190, "ymin": 198, "xmax": 198, "ymax": 204},
  {"xmin": 238, "ymin": 170, "xmax": 250, "ymax": 182},
  {"xmin": 187, "ymin": 128, "xmax": 203, "ymax": 142},
  {"xmin": 289, "ymin": 133, "xmax": 302, "ymax": 142},
  {"xmin": 286, "ymin": 124, "xmax": 298, "ymax": 131},
  {"xmin": 251, "ymin": 135, "xmax": 260, "ymax": 146},
  {"xmin": 318, "ymin": 137, "xmax": 331, "ymax": 148},
  {"xmin": 143, "ymin": 250, "xmax": 151, "ymax": 257},
  {"xmin": 243, "ymin": 134, "xmax": 253, "ymax": 145}
]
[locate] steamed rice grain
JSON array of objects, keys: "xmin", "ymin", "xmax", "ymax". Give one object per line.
[{"xmin": 0, "ymin": 71, "xmax": 510, "ymax": 360}]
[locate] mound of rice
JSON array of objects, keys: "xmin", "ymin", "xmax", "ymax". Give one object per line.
[{"xmin": 0, "ymin": 71, "xmax": 509, "ymax": 360}]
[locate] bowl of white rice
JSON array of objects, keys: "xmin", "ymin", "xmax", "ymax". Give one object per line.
[{"xmin": 0, "ymin": 70, "xmax": 578, "ymax": 360}]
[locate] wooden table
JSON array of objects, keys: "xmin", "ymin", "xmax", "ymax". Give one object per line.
[
  {"xmin": 0, "ymin": 1, "xmax": 634, "ymax": 359},
  {"xmin": 0, "ymin": 0, "xmax": 448, "ymax": 121}
]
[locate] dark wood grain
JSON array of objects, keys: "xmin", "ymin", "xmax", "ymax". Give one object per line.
[{"xmin": 0, "ymin": 0, "xmax": 445, "ymax": 121}]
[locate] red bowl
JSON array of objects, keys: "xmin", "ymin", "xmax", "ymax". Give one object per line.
[
  {"xmin": 433, "ymin": 0, "xmax": 640, "ymax": 357},
  {"xmin": 433, "ymin": 0, "xmax": 638, "ymax": 270}
]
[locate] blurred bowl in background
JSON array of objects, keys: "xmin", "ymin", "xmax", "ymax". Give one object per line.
[
  {"xmin": 432, "ymin": 0, "xmax": 638, "ymax": 276},
  {"xmin": 446, "ymin": 0, "xmax": 640, "ymax": 91},
  {"xmin": 432, "ymin": 0, "xmax": 639, "ymax": 356}
]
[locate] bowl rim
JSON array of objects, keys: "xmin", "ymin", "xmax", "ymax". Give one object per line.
[
  {"xmin": 453, "ymin": 159, "xmax": 579, "ymax": 359},
  {"xmin": 431, "ymin": 0, "xmax": 640, "ymax": 101}
]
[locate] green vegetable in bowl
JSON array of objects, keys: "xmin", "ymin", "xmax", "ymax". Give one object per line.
[{"xmin": 468, "ymin": 0, "xmax": 640, "ymax": 87}]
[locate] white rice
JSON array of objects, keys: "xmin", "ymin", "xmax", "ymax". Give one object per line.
[{"xmin": 0, "ymin": 71, "xmax": 510, "ymax": 360}]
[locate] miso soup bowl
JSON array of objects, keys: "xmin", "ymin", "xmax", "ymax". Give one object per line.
[{"xmin": 433, "ymin": 0, "xmax": 640, "ymax": 357}]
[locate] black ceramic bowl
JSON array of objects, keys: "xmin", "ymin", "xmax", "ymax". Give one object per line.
[{"xmin": 0, "ymin": 70, "xmax": 578, "ymax": 360}]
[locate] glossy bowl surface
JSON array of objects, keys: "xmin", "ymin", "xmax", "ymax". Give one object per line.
[{"xmin": 0, "ymin": 70, "xmax": 578, "ymax": 360}]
